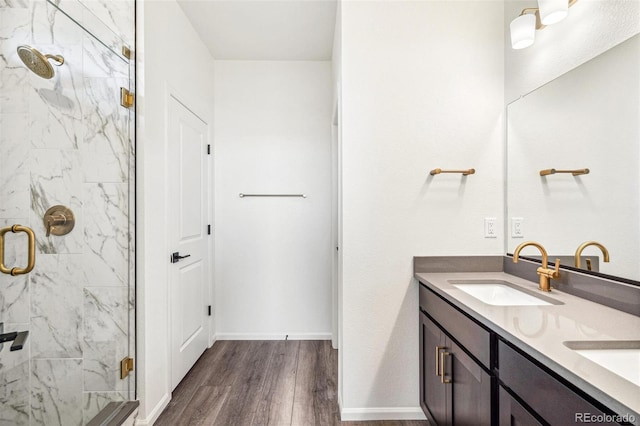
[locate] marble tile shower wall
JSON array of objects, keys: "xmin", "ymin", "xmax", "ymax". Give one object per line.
[{"xmin": 0, "ymin": 1, "xmax": 134, "ymax": 425}]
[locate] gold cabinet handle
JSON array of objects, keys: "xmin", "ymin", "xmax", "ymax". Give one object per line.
[
  {"xmin": 0, "ymin": 225, "xmax": 36, "ymax": 276},
  {"xmin": 440, "ymin": 351, "xmax": 452, "ymax": 384},
  {"xmin": 435, "ymin": 345, "xmax": 445, "ymax": 376}
]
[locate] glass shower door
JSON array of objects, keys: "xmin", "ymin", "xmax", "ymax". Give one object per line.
[{"xmin": 0, "ymin": 1, "xmax": 135, "ymax": 424}]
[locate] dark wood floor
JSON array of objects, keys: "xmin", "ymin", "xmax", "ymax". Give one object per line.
[{"xmin": 155, "ymin": 340, "xmax": 429, "ymax": 426}]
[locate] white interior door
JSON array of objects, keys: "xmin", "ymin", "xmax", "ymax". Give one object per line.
[{"xmin": 168, "ymin": 95, "xmax": 210, "ymax": 390}]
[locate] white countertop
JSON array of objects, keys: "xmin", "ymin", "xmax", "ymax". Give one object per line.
[{"xmin": 415, "ymin": 271, "xmax": 640, "ymax": 421}]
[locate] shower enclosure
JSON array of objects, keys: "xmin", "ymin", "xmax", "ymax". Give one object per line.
[{"xmin": 0, "ymin": 0, "xmax": 135, "ymax": 424}]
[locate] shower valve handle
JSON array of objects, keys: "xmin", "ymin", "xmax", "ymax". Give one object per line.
[
  {"xmin": 43, "ymin": 206, "xmax": 75, "ymax": 237},
  {"xmin": 45, "ymin": 214, "xmax": 67, "ymax": 237}
]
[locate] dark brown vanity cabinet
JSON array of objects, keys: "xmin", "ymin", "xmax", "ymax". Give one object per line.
[
  {"xmin": 419, "ymin": 281, "xmax": 630, "ymax": 426},
  {"xmin": 498, "ymin": 385, "xmax": 544, "ymax": 426},
  {"xmin": 420, "ymin": 312, "xmax": 448, "ymax": 425},
  {"xmin": 498, "ymin": 341, "xmax": 617, "ymax": 426},
  {"xmin": 419, "ymin": 285, "xmax": 492, "ymax": 426}
]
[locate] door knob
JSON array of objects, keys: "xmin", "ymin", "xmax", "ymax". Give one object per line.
[{"xmin": 171, "ymin": 252, "xmax": 191, "ymax": 263}]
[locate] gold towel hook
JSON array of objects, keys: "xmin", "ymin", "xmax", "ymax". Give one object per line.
[{"xmin": 0, "ymin": 225, "xmax": 36, "ymax": 276}]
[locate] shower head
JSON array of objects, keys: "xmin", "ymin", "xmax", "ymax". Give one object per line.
[{"xmin": 16, "ymin": 45, "xmax": 64, "ymax": 79}]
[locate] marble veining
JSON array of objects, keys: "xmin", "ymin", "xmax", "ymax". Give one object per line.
[
  {"xmin": 30, "ymin": 149, "xmax": 84, "ymax": 254},
  {"xmin": 76, "ymin": 0, "xmax": 134, "ymax": 45},
  {"xmin": 83, "ymin": 77, "xmax": 129, "ymax": 183},
  {"xmin": 0, "ymin": 114, "xmax": 30, "ymax": 218},
  {"xmin": 31, "ymin": 0, "xmax": 84, "ymax": 46},
  {"xmin": 0, "ymin": 0, "xmax": 29, "ymax": 7},
  {"xmin": 82, "ymin": 35, "xmax": 128, "ymax": 79},
  {"xmin": 83, "ymin": 183, "xmax": 129, "ymax": 286},
  {"xmin": 83, "ymin": 287, "xmax": 128, "ymax": 392},
  {"xmin": 0, "ymin": 0, "xmax": 135, "ymax": 424},
  {"xmin": 30, "ymin": 269, "xmax": 83, "ymax": 358},
  {"xmin": 0, "ymin": 7, "xmax": 31, "ymax": 114},
  {"xmin": 31, "ymin": 358, "xmax": 83, "ymax": 426},
  {"xmin": 28, "ymin": 44, "xmax": 84, "ymax": 150},
  {"xmin": 0, "ymin": 323, "xmax": 30, "ymax": 426},
  {"xmin": 0, "ymin": 274, "xmax": 28, "ymax": 324}
]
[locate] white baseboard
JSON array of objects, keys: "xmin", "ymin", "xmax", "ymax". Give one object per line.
[
  {"xmin": 215, "ymin": 332, "xmax": 332, "ymax": 341},
  {"xmin": 134, "ymin": 393, "xmax": 171, "ymax": 426},
  {"xmin": 339, "ymin": 406, "xmax": 427, "ymax": 421}
]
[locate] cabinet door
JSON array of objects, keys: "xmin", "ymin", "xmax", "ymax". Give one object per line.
[
  {"xmin": 499, "ymin": 385, "xmax": 544, "ymax": 426},
  {"xmin": 498, "ymin": 341, "xmax": 616, "ymax": 426},
  {"xmin": 447, "ymin": 338, "xmax": 492, "ymax": 426},
  {"xmin": 420, "ymin": 312, "xmax": 447, "ymax": 425}
]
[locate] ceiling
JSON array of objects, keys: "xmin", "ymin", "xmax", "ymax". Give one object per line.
[{"xmin": 177, "ymin": 0, "xmax": 338, "ymax": 61}]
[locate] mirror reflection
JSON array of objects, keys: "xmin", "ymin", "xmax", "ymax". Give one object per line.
[{"xmin": 506, "ymin": 34, "xmax": 640, "ymax": 282}]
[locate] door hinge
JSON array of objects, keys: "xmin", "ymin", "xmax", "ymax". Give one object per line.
[
  {"xmin": 207, "ymin": 144, "xmax": 211, "ymax": 155},
  {"xmin": 208, "ymin": 305, "xmax": 212, "ymax": 316},
  {"xmin": 120, "ymin": 356, "xmax": 134, "ymax": 379},
  {"xmin": 120, "ymin": 88, "xmax": 134, "ymax": 108}
]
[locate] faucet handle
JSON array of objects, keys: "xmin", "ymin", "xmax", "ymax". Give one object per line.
[{"xmin": 552, "ymin": 258, "xmax": 561, "ymax": 278}]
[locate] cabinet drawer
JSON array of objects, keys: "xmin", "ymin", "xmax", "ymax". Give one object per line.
[
  {"xmin": 419, "ymin": 284, "xmax": 491, "ymax": 369},
  {"xmin": 498, "ymin": 341, "xmax": 616, "ymax": 425}
]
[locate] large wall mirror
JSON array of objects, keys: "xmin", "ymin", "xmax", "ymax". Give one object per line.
[{"xmin": 506, "ymin": 34, "xmax": 640, "ymax": 283}]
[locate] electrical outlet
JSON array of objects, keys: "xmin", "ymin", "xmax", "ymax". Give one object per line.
[
  {"xmin": 512, "ymin": 217, "xmax": 524, "ymax": 238},
  {"xmin": 484, "ymin": 217, "xmax": 497, "ymax": 238}
]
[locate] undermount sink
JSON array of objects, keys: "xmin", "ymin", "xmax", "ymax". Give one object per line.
[
  {"xmin": 449, "ymin": 280, "xmax": 563, "ymax": 306},
  {"xmin": 563, "ymin": 341, "xmax": 640, "ymax": 387}
]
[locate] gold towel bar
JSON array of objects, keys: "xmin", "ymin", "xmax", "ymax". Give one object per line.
[
  {"xmin": 540, "ymin": 168, "xmax": 589, "ymax": 176},
  {"xmin": 239, "ymin": 193, "xmax": 307, "ymax": 198},
  {"xmin": 430, "ymin": 168, "xmax": 475, "ymax": 176}
]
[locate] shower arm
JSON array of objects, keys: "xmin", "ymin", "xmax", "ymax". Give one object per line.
[{"xmin": 44, "ymin": 53, "xmax": 65, "ymax": 66}]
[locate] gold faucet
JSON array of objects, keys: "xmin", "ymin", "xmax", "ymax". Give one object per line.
[
  {"xmin": 575, "ymin": 241, "xmax": 610, "ymax": 270},
  {"xmin": 513, "ymin": 241, "xmax": 560, "ymax": 292}
]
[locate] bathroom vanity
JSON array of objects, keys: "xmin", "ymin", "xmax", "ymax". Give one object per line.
[{"xmin": 415, "ymin": 256, "xmax": 640, "ymax": 426}]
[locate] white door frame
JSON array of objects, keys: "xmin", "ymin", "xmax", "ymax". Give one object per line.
[
  {"xmin": 331, "ymin": 98, "xmax": 339, "ymax": 350},
  {"xmin": 164, "ymin": 86, "xmax": 214, "ymax": 392}
]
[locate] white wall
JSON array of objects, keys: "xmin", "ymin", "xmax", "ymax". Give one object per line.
[
  {"xmin": 136, "ymin": 0, "xmax": 215, "ymax": 423},
  {"xmin": 339, "ymin": 0, "xmax": 504, "ymax": 419},
  {"xmin": 214, "ymin": 61, "xmax": 333, "ymax": 339},
  {"xmin": 505, "ymin": 0, "xmax": 640, "ymax": 102}
]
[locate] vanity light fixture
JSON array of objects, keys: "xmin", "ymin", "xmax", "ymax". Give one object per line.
[
  {"xmin": 539, "ymin": 0, "xmax": 569, "ymax": 25},
  {"xmin": 510, "ymin": 0, "xmax": 578, "ymax": 50},
  {"xmin": 510, "ymin": 10, "xmax": 540, "ymax": 50}
]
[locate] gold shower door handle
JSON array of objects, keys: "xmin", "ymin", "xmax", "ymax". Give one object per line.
[{"xmin": 0, "ymin": 225, "xmax": 36, "ymax": 276}]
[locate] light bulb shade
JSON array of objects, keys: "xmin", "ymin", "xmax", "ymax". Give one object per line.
[
  {"xmin": 510, "ymin": 14, "xmax": 536, "ymax": 50},
  {"xmin": 538, "ymin": 0, "xmax": 568, "ymax": 25}
]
